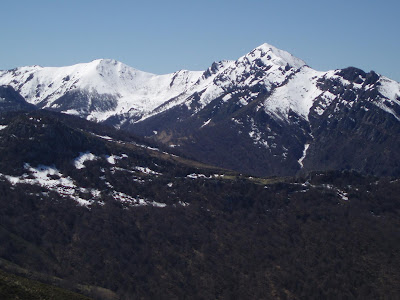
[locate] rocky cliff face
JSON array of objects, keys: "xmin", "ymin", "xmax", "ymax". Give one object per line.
[{"xmin": 304, "ymin": 67, "xmax": 400, "ymax": 176}]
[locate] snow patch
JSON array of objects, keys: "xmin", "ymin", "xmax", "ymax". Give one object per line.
[
  {"xmin": 112, "ymin": 191, "xmax": 166, "ymax": 207},
  {"xmin": 74, "ymin": 152, "xmax": 99, "ymax": 169},
  {"xmin": 62, "ymin": 109, "xmax": 80, "ymax": 115},
  {"xmin": 298, "ymin": 144, "xmax": 310, "ymax": 168},
  {"xmin": 248, "ymin": 118, "xmax": 269, "ymax": 149},
  {"xmin": 337, "ymin": 190, "xmax": 349, "ymax": 201},
  {"xmin": 135, "ymin": 166, "xmax": 162, "ymax": 176},
  {"xmin": 187, "ymin": 173, "xmax": 207, "ymax": 179},
  {"xmin": 201, "ymin": 119, "xmax": 212, "ymax": 128},
  {"xmin": 90, "ymin": 133, "xmax": 113, "ymax": 140},
  {"xmin": 321, "ymin": 184, "xmax": 349, "ymax": 201},
  {"xmin": 222, "ymin": 94, "xmax": 232, "ymax": 101},
  {"xmin": 186, "ymin": 173, "xmax": 214, "ymax": 179},
  {"xmin": 1, "ymin": 164, "xmax": 99, "ymax": 206},
  {"xmin": 134, "ymin": 143, "xmax": 160, "ymax": 152},
  {"xmin": 106, "ymin": 154, "xmax": 127, "ymax": 165}
]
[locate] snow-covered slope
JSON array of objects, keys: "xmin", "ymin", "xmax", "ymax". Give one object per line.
[
  {"xmin": 260, "ymin": 67, "xmax": 325, "ymax": 121},
  {"xmin": 0, "ymin": 59, "xmax": 203, "ymax": 122}
]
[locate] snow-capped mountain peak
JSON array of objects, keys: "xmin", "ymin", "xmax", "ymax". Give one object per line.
[
  {"xmin": 0, "ymin": 59, "xmax": 204, "ymax": 122},
  {"xmin": 172, "ymin": 43, "xmax": 309, "ymax": 117},
  {"xmin": 243, "ymin": 43, "xmax": 307, "ymax": 69}
]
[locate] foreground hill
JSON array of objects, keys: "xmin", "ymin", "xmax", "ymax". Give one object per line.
[
  {"xmin": 0, "ymin": 110, "xmax": 228, "ymax": 207},
  {"xmin": 0, "ymin": 111, "xmax": 399, "ymax": 299}
]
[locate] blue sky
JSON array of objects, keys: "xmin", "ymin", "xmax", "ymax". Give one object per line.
[{"xmin": 1, "ymin": 0, "xmax": 399, "ymax": 81}]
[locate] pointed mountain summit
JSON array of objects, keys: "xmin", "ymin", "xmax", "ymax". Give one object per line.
[{"xmin": 243, "ymin": 43, "xmax": 307, "ymax": 69}]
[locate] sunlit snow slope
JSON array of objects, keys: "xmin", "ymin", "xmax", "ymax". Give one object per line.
[{"xmin": 0, "ymin": 59, "xmax": 202, "ymax": 123}]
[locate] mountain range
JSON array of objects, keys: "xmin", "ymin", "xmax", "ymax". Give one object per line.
[
  {"xmin": 1, "ymin": 43, "xmax": 400, "ymax": 177},
  {"xmin": 1, "ymin": 44, "xmax": 400, "ymax": 299}
]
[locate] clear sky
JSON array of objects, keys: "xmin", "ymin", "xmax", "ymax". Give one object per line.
[{"xmin": 1, "ymin": 0, "xmax": 399, "ymax": 82}]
